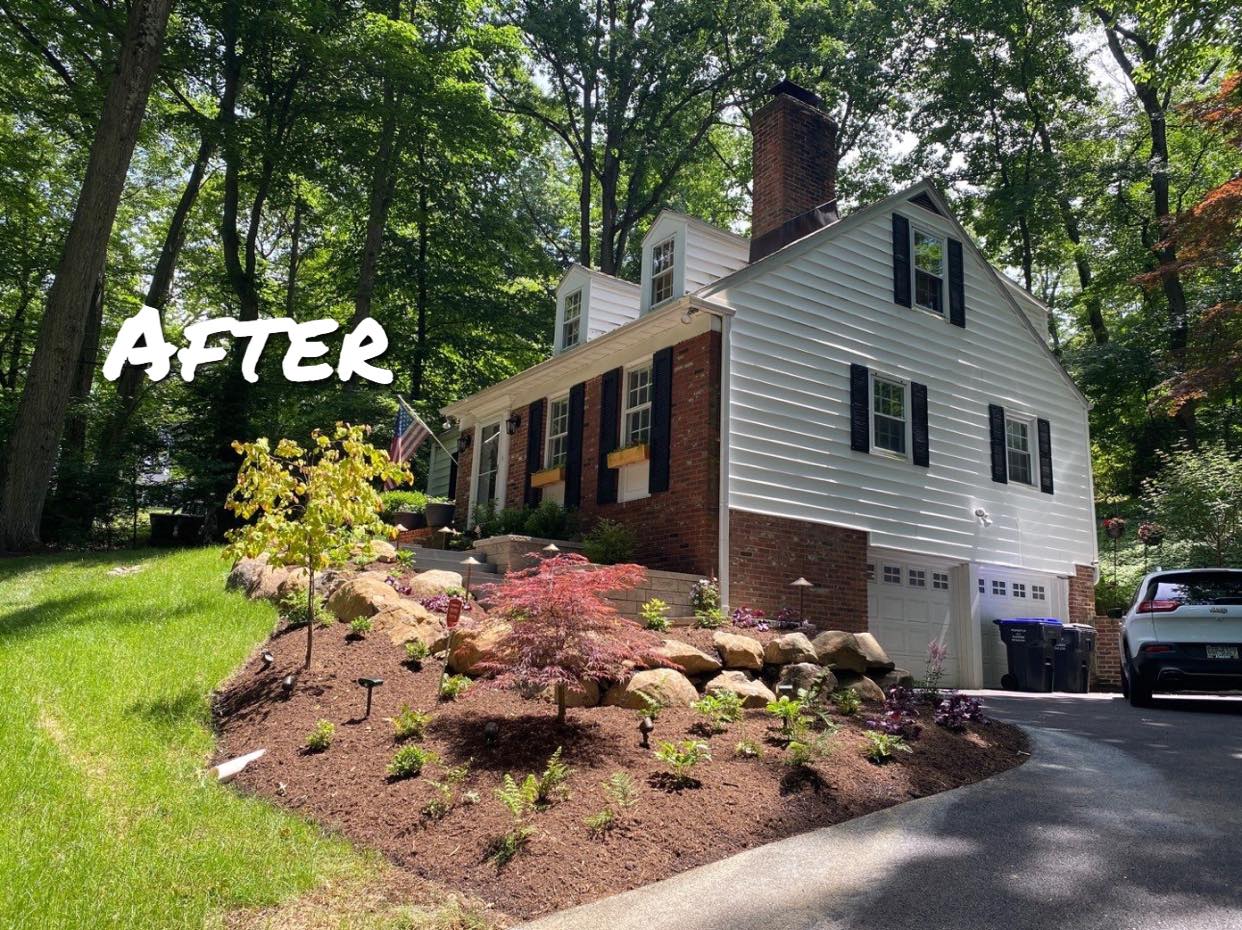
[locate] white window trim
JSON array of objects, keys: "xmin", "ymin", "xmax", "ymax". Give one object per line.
[
  {"xmin": 621, "ymin": 361, "xmax": 654, "ymax": 448},
  {"xmin": 544, "ymin": 395, "xmax": 569, "ymax": 471},
  {"xmin": 909, "ymin": 222, "xmax": 947, "ymax": 319},
  {"xmin": 870, "ymin": 371, "xmax": 912, "ymax": 463},
  {"xmin": 650, "ymin": 238, "xmax": 676, "ymax": 308},
  {"xmin": 467, "ymin": 418, "xmax": 509, "ymax": 527},
  {"xmin": 1004, "ymin": 411, "xmax": 1037, "ymax": 487},
  {"xmin": 560, "ymin": 289, "xmax": 583, "ymax": 351}
]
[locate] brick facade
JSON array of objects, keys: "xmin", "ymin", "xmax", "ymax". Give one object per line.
[
  {"xmin": 751, "ymin": 90, "xmax": 838, "ymax": 242},
  {"xmin": 1068, "ymin": 563, "xmax": 1098, "ymax": 624},
  {"xmin": 728, "ymin": 510, "xmax": 869, "ymax": 631},
  {"xmin": 1088, "ymin": 615, "xmax": 1123, "ymax": 690},
  {"xmin": 452, "ymin": 440, "xmax": 473, "ymax": 527}
]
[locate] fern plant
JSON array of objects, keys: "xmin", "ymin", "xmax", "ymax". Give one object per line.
[
  {"xmin": 392, "ymin": 705, "xmax": 431, "ymax": 741},
  {"xmin": 387, "ymin": 744, "xmax": 437, "ymax": 779},
  {"xmin": 491, "ymin": 772, "xmax": 539, "ymax": 865},
  {"xmin": 423, "ymin": 761, "xmax": 471, "ymax": 820},
  {"xmin": 832, "ymin": 688, "xmax": 862, "ymax": 716},
  {"xmin": 863, "ymin": 729, "xmax": 913, "ymax": 764},
  {"xmin": 535, "ymin": 746, "xmax": 571, "ymax": 806},
  {"xmin": 692, "ymin": 691, "xmax": 744, "ymax": 732}
]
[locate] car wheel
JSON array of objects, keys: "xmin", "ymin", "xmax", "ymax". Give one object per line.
[{"xmin": 1125, "ymin": 662, "xmax": 1153, "ymax": 708}]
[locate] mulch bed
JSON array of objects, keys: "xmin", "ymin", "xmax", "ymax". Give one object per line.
[{"xmin": 214, "ymin": 618, "xmax": 1027, "ymax": 926}]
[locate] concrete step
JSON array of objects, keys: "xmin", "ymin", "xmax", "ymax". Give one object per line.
[{"xmin": 405, "ymin": 548, "xmax": 497, "ymax": 576}]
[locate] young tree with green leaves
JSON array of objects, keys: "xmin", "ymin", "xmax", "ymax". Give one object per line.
[
  {"xmin": 225, "ymin": 423, "xmax": 411, "ymax": 667},
  {"xmin": 1142, "ymin": 441, "xmax": 1242, "ymax": 566}
]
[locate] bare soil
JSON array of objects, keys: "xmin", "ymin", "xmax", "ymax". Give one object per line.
[{"xmin": 214, "ymin": 618, "xmax": 1027, "ymax": 925}]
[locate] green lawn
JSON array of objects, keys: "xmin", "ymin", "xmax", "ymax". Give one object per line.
[{"xmin": 0, "ymin": 547, "xmax": 395, "ymax": 930}]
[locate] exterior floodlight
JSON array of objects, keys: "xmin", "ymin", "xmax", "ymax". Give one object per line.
[{"xmin": 357, "ymin": 677, "xmax": 384, "ymax": 718}]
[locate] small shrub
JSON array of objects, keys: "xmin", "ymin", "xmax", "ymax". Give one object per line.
[
  {"xmin": 278, "ymin": 591, "xmax": 328, "ymax": 628},
  {"xmin": 535, "ymin": 746, "xmax": 571, "ymax": 806},
  {"xmin": 640, "ymin": 597, "xmax": 670, "ymax": 631},
  {"xmin": 694, "ymin": 607, "xmax": 726, "ymax": 629},
  {"xmin": 832, "ymin": 688, "xmax": 862, "ymax": 716},
  {"xmin": 867, "ymin": 685, "xmax": 923, "ymax": 741},
  {"xmin": 786, "ymin": 733, "xmax": 831, "ymax": 768},
  {"xmin": 934, "ymin": 693, "xmax": 987, "ymax": 731},
  {"xmin": 693, "ymin": 691, "xmax": 744, "ymax": 732},
  {"xmin": 734, "ymin": 738, "xmax": 763, "ymax": 759},
  {"xmin": 766, "ymin": 695, "xmax": 808, "ymax": 738},
  {"xmin": 583, "ymin": 807, "xmax": 615, "ymax": 836},
  {"xmin": 423, "ymin": 760, "xmax": 471, "ymax": 819},
  {"xmin": 439, "ymin": 674, "xmax": 471, "ymax": 701},
  {"xmin": 689, "ymin": 577, "xmax": 720, "ymax": 614},
  {"xmin": 393, "ymin": 705, "xmax": 431, "ymax": 741},
  {"xmin": 404, "ymin": 639, "xmax": 430, "ymax": 665},
  {"xmin": 388, "ymin": 743, "xmax": 438, "ymax": 779},
  {"xmin": 524, "ymin": 499, "xmax": 575, "ymax": 539},
  {"xmin": 654, "ymin": 739, "xmax": 711, "ymax": 785},
  {"xmin": 863, "ymin": 729, "xmax": 913, "ymax": 764},
  {"xmin": 634, "ymin": 691, "xmax": 666, "ymax": 722},
  {"xmin": 396, "ymin": 548, "xmax": 417, "ymax": 567},
  {"xmin": 581, "ymin": 518, "xmax": 637, "ymax": 564},
  {"xmin": 349, "ymin": 616, "xmax": 373, "ymax": 637},
  {"xmin": 306, "ymin": 719, "xmax": 334, "ymax": 752}
]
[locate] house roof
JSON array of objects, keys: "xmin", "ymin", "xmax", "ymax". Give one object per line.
[
  {"xmin": 645, "ymin": 208, "xmax": 750, "ymax": 246},
  {"xmin": 556, "ymin": 262, "xmax": 640, "ymax": 294}
]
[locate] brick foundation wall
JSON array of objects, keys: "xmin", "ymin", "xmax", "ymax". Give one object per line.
[
  {"xmin": 495, "ymin": 329, "xmax": 722, "ymax": 577},
  {"xmin": 1088, "ymin": 615, "xmax": 1122, "ymax": 690},
  {"xmin": 728, "ymin": 510, "xmax": 869, "ymax": 631},
  {"xmin": 1068, "ymin": 563, "xmax": 1098, "ymax": 624}
]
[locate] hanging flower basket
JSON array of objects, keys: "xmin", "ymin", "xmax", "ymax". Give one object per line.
[
  {"xmin": 607, "ymin": 443, "xmax": 649, "ymax": 469},
  {"xmin": 530, "ymin": 466, "xmax": 566, "ymax": 488},
  {"xmin": 1102, "ymin": 517, "xmax": 1127, "ymax": 540},
  {"xmin": 1138, "ymin": 522, "xmax": 1165, "ymax": 546}
]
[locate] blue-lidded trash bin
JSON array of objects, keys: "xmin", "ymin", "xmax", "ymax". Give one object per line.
[
  {"xmin": 1054, "ymin": 623, "xmax": 1096, "ymax": 693},
  {"xmin": 994, "ymin": 618, "xmax": 1062, "ymax": 692}
]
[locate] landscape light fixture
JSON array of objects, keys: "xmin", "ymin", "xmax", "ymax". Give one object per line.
[
  {"xmin": 281, "ymin": 675, "xmax": 295, "ymax": 694},
  {"xmin": 260, "ymin": 650, "xmax": 274, "ymax": 670},
  {"xmin": 483, "ymin": 720, "xmax": 500, "ymax": 747},
  {"xmin": 638, "ymin": 715, "xmax": 655, "ymax": 748},
  {"xmin": 790, "ymin": 576, "xmax": 813, "ymax": 625},
  {"xmin": 506, "ymin": 412, "xmax": 522, "ymax": 436},
  {"xmin": 356, "ymin": 677, "xmax": 384, "ymax": 718},
  {"xmin": 461, "ymin": 556, "xmax": 481, "ymax": 595},
  {"xmin": 542, "ymin": 542, "xmax": 560, "ymax": 554}
]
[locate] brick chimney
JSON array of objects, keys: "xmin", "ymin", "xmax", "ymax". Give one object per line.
[{"xmin": 750, "ymin": 80, "xmax": 839, "ymax": 262}]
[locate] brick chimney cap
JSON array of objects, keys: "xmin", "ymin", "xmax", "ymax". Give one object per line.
[{"xmin": 768, "ymin": 79, "xmax": 824, "ymax": 110}]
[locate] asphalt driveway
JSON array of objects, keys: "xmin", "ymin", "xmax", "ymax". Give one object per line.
[{"xmin": 519, "ymin": 692, "xmax": 1242, "ymax": 930}]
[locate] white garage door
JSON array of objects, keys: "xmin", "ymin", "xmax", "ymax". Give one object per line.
[
  {"xmin": 867, "ymin": 554, "xmax": 960, "ymax": 687},
  {"xmin": 977, "ymin": 569, "xmax": 1067, "ymax": 688}
]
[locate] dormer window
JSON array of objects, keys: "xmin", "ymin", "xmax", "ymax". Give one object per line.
[
  {"xmin": 913, "ymin": 229, "xmax": 944, "ymax": 314},
  {"xmin": 561, "ymin": 289, "xmax": 582, "ymax": 348},
  {"xmin": 651, "ymin": 239, "xmax": 675, "ymax": 306}
]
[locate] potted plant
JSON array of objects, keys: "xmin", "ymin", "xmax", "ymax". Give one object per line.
[
  {"xmin": 424, "ymin": 496, "xmax": 456, "ymax": 528},
  {"xmin": 530, "ymin": 465, "xmax": 566, "ymax": 488},
  {"xmin": 1137, "ymin": 522, "xmax": 1165, "ymax": 547},
  {"xmin": 1102, "ymin": 516, "xmax": 1127, "ymax": 540},
  {"xmin": 607, "ymin": 442, "xmax": 649, "ymax": 469},
  {"xmin": 380, "ymin": 490, "xmax": 428, "ymax": 530}
]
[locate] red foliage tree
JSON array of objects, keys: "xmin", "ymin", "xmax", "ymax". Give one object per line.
[{"xmin": 476, "ymin": 552, "xmax": 665, "ymax": 723}]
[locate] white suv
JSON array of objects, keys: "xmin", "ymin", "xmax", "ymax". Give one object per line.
[{"xmin": 1117, "ymin": 568, "xmax": 1242, "ymax": 707}]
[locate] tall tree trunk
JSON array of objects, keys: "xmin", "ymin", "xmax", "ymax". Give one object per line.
[
  {"xmin": 0, "ymin": 0, "xmax": 174, "ymax": 550},
  {"xmin": 286, "ymin": 195, "xmax": 303, "ymax": 316},
  {"xmin": 410, "ymin": 165, "xmax": 429, "ymax": 401},
  {"xmin": 62, "ymin": 276, "xmax": 105, "ymax": 459},
  {"xmin": 578, "ymin": 75, "xmax": 594, "ymax": 268}
]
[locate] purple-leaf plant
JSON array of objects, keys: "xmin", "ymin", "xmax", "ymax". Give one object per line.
[
  {"xmin": 868, "ymin": 685, "xmax": 923, "ymax": 741},
  {"xmin": 934, "ymin": 693, "xmax": 987, "ymax": 731}
]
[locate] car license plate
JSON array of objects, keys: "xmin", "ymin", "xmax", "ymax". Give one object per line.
[{"xmin": 1206, "ymin": 645, "xmax": 1239, "ymax": 660}]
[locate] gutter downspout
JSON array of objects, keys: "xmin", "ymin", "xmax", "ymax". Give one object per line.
[{"xmin": 717, "ymin": 311, "xmax": 733, "ymax": 611}]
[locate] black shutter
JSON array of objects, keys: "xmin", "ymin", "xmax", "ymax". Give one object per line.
[
  {"xmin": 1037, "ymin": 418, "xmax": 1054, "ymax": 495},
  {"xmin": 892, "ymin": 214, "xmax": 911, "ymax": 308},
  {"xmin": 850, "ymin": 363, "xmax": 870, "ymax": 452},
  {"xmin": 948, "ymin": 238, "xmax": 965, "ymax": 328},
  {"xmin": 597, "ymin": 367, "xmax": 622, "ymax": 504},
  {"xmin": 911, "ymin": 381, "xmax": 929, "ymax": 467},
  {"xmin": 988, "ymin": 404, "xmax": 1008, "ymax": 483},
  {"xmin": 524, "ymin": 398, "xmax": 545, "ymax": 507},
  {"xmin": 649, "ymin": 348, "xmax": 674, "ymax": 493},
  {"xmin": 564, "ymin": 381, "xmax": 586, "ymax": 509}
]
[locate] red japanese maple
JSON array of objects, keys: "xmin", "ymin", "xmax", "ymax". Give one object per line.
[{"xmin": 476, "ymin": 552, "xmax": 665, "ymax": 722}]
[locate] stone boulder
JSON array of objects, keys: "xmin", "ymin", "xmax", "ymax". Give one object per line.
[
  {"xmin": 834, "ymin": 670, "xmax": 886, "ymax": 703},
  {"xmin": 540, "ymin": 679, "xmax": 602, "ymax": 709},
  {"xmin": 374, "ymin": 602, "xmax": 448, "ymax": 654},
  {"xmin": 603, "ymin": 669, "xmax": 699, "ymax": 710},
  {"xmin": 655, "ymin": 638, "xmax": 722, "ymax": 675},
  {"xmin": 226, "ymin": 556, "xmax": 268, "ymax": 594},
  {"xmin": 712, "ymin": 631, "xmax": 764, "ymax": 670},
  {"xmin": 763, "ymin": 632, "xmax": 818, "ymax": 666},
  {"xmin": 811, "ymin": 630, "xmax": 869, "ymax": 674},
  {"xmin": 777, "ymin": 662, "xmax": 837, "ymax": 696},
  {"xmin": 402, "ymin": 569, "xmax": 465, "ymax": 598},
  {"xmin": 855, "ymin": 632, "xmax": 896, "ymax": 672},
  {"xmin": 326, "ymin": 572, "xmax": 403, "ymax": 621},
  {"xmin": 249, "ymin": 564, "xmax": 291, "ymax": 601},
  {"xmin": 704, "ymin": 670, "xmax": 776, "ymax": 708},
  {"xmin": 276, "ymin": 568, "xmax": 312, "ymax": 600},
  {"xmin": 447, "ymin": 621, "xmax": 510, "ymax": 674},
  {"xmin": 872, "ymin": 668, "xmax": 915, "ymax": 692}
]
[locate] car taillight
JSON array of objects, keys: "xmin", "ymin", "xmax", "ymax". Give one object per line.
[
  {"xmin": 1141, "ymin": 643, "xmax": 1174, "ymax": 654},
  {"xmin": 1137, "ymin": 599, "xmax": 1181, "ymax": 613}
]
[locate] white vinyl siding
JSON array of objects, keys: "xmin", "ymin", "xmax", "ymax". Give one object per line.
[
  {"xmin": 545, "ymin": 397, "xmax": 569, "ymax": 467},
  {"xmin": 710, "ymin": 190, "xmax": 1096, "ymax": 577}
]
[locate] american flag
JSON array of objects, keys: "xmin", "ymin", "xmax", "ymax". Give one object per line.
[{"xmin": 389, "ymin": 400, "xmax": 430, "ymax": 468}]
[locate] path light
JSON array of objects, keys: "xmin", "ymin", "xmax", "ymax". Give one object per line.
[
  {"xmin": 483, "ymin": 720, "xmax": 500, "ymax": 747},
  {"xmin": 357, "ymin": 677, "xmax": 384, "ymax": 718},
  {"xmin": 460, "ymin": 556, "xmax": 481, "ymax": 595},
  {"xmin": 281, "ymin": 675, "xmax": 295, "ymax": 694},
  {"xmin": 542, "ymin": 542, "xmax": 560, "ymax": 554},
  {"xmin": 638, "ymin": 715, "xmax": 655, "ymax": 748},
  {"xmin": 260, "ymin": 650, "xmax": 274, "ymax": 670},
  {"xmin": 790, "ymin": 576, "xmax": 814, "ymax": 625}
]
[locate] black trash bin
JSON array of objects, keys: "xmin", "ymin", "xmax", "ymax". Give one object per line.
[
  {"xmin": 1054, "ymin": 623, "xmax": 1096, "ymax": 693},
  {"xmin": 994, "ymin": 618, "xmax": 1062, "ymax": 692}
]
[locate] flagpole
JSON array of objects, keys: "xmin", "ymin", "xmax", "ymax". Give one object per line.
[{"xmin": 396, "ymin": 395, "xmax": 457, "ymax": 464}]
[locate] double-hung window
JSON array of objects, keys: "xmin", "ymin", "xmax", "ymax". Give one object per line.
[
  {"xmin": 545, "ymin": 397, "xmax": 569, "ymax": 467},
  {"xmin": 872, "ymin": 375, "xmax": 907, "ymax": 456},
  {"xmin": 623, "ymin": 366, "xmax": 652, "ymax": 446},
  {"xmin": 1005, "ymin": 415, "xmax": 1034, "ymax": 486},
  {"xmin": 650, "ymin": 239, "xmax": 675, "ymax": 306},
  {"xmin": 561, "ymin": 290, "xmax": 582, "ymax": 349},
  {"xmin": 913, "ymin": 229, "xmax": 944, "ymax": 314}
]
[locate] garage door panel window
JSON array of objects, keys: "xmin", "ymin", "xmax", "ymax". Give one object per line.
[
  {"xmin": 1032, "ymin": 584, "xmax": 1046, "ymax": 600},
  {"xmin": 909, "ymin": 568, "xmax": 927, "ymax": 587},
  {"xmin": 883, "ymin": 565, "xmax": 902, "ymax": 584},
  {"xmin": 933, "ymin": 572, "xmax": 949, "ymax": 590},
  {"xmin": 1013, "ymin": 583, "xmax": 1026, "ymax": 598},
  {"xmin": 992, "ymin": 580, "xmax": 1006, "ymax": 596}
]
